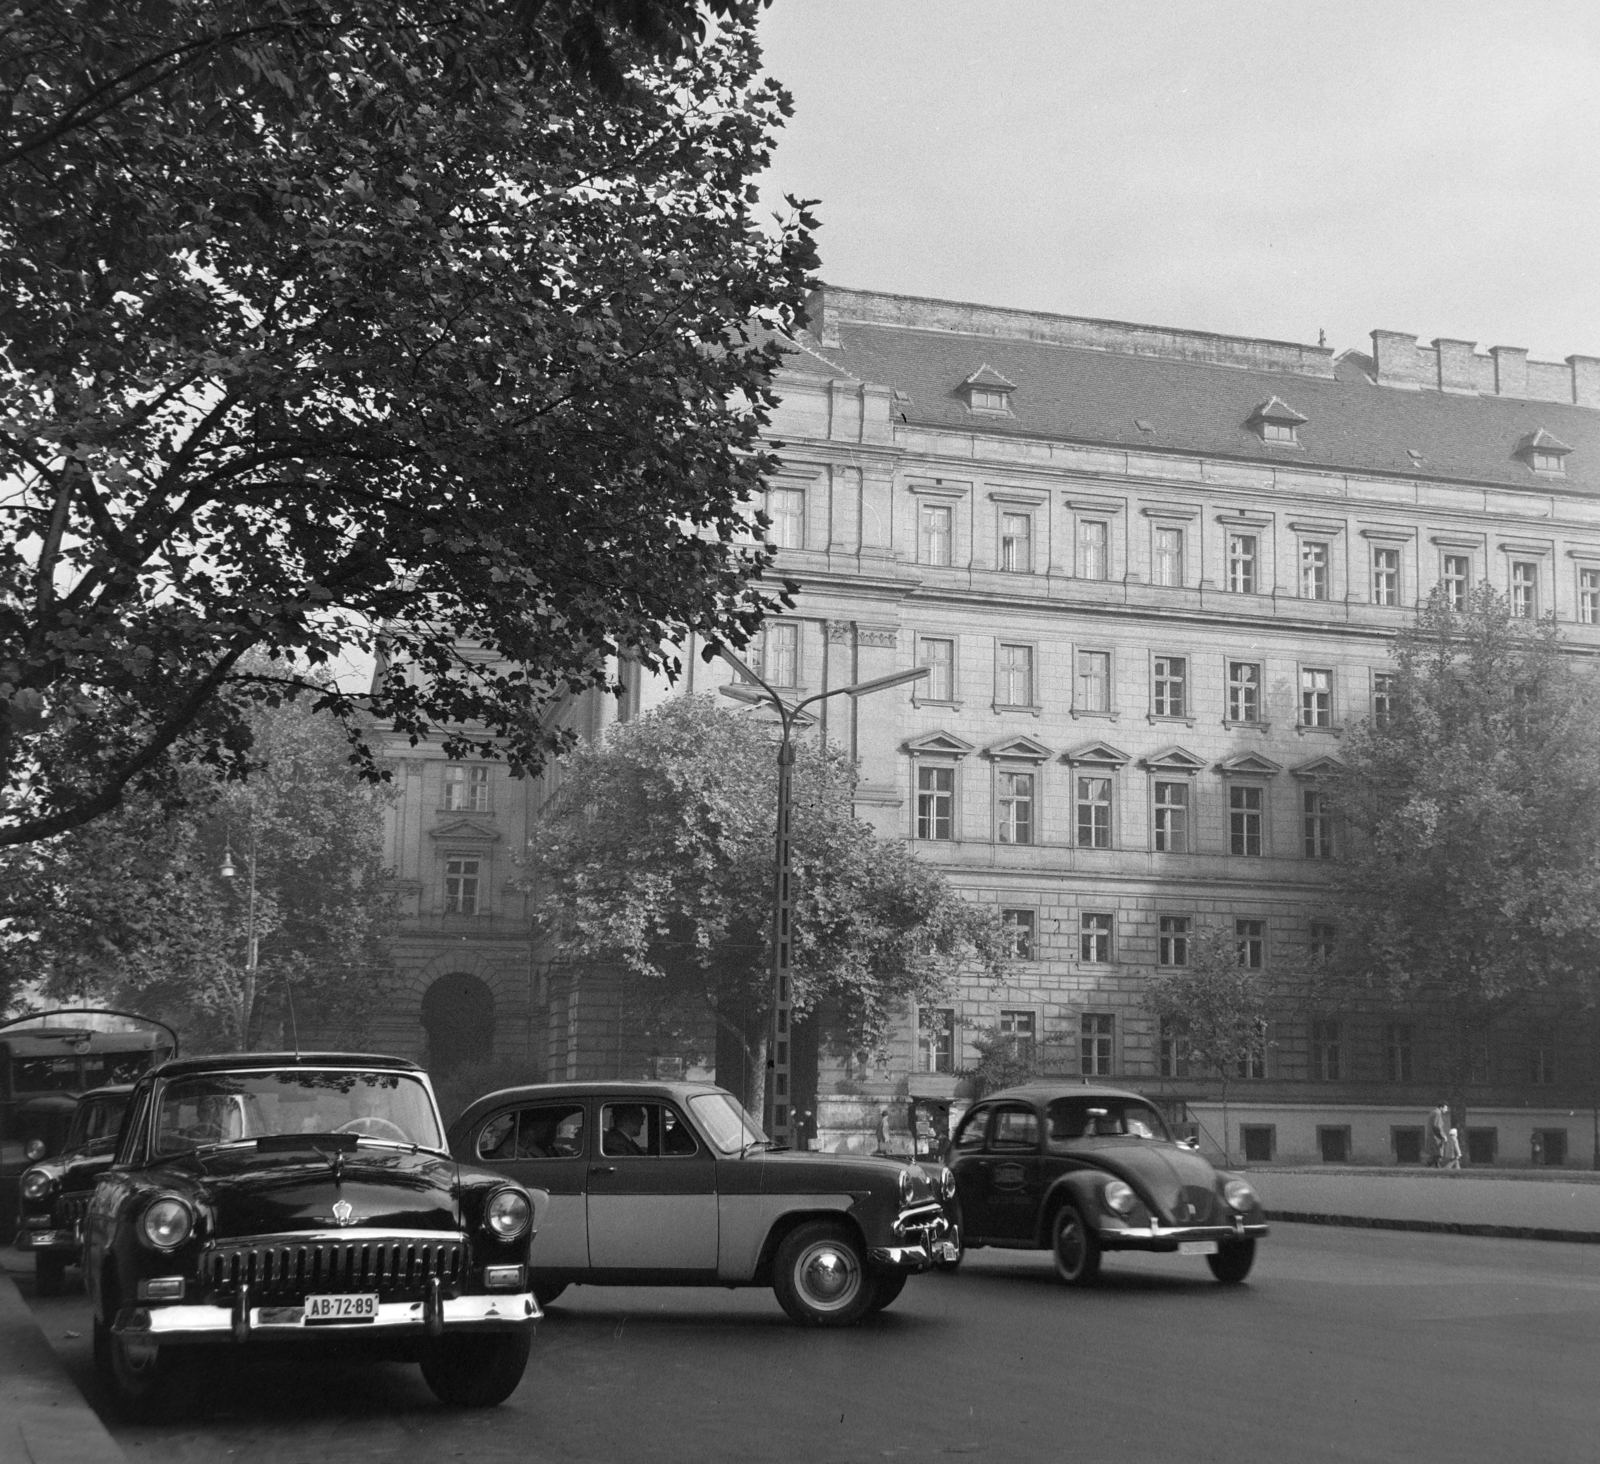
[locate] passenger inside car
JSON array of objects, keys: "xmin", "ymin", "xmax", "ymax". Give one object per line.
[{"xmin": 602, "ymin": 1104, "xmax": 646, "ymax": 1156}]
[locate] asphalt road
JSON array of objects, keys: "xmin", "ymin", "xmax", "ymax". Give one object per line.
[{"xmin": 15, "ymin": 1225, "xmax": 1600, "ymax": 1464}]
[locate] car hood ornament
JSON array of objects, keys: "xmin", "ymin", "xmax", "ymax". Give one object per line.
[{"xmin": 330, "ymin": 1198, "xmax": 356, "ymax": 1227}]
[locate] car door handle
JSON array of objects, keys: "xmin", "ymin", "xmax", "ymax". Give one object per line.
[{"xmin": 588, "ymin": 1164, "xmax": 616, "ymax": 1175}]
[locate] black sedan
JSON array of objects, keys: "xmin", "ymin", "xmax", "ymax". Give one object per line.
[
  {"xmin": 947, "ymin": 1084, "xmax": 1268, "ymax": 1285},
  {"xmin": 83, "ymin": 1051, "xmax": 543, "ymax": 1417}
]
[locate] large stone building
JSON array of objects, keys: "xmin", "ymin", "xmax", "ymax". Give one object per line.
[{"xmin": 377, "ymin": 285, "xmax": 1600, "ymax": 1168}]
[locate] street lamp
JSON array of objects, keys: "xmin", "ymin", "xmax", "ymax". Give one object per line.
[
  {"xmin": 220, "ymin": 830, "xmax": 259, "ymax": 1046},
  {"xmin": 717, "ymin": 647, "xmax": 928, "ymax": 1148}
]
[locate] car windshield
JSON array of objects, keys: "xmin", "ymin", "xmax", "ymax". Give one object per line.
[
  {"xmin": 1048, "ymin": 1097, "xmax": 1171, "ymax": 1143},
  {"xmin": 152, "ymin": 1070, "xmax": 444, "ymax": 1156},
  {"xmin": 687, "ymin": 1092, "xmax": 768, "ymax": 1154}
]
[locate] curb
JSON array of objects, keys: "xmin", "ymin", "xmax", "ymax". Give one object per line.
[
  {"xmin": 1264, "ymin": 1208, "xmax": 1600, "ymax": 1245},
  {"xmin": 0, "ymin": 1272, "xmax": 126, "ymax": 1464}
]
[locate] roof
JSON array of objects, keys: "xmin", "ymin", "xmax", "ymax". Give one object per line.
[
  {"xmin": 980, "ymin": 1083, "xmax": 1154, "ymax": 1105},
  {"xmin": 152, "ymin": 1051, "xmax": 423, "ymax": 1079},
  {"xmin": 788, "ymin": 298, "xmax": 1600, "ymax": 495}
]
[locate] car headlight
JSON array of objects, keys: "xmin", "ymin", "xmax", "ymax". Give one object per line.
[
  {"xmin": 1223, "ymin": 1178, "xmax": 1258, "ymax": 1213},
  {"xmin": 938, "ymin": 1166, "xmax": 957, "ymax": 1200},
  {"xmin": 140, "ymin": 1197, "xmax": 194, "ymax": 1250},
  {"xmin": 898, "ymin": 1167, "xmax": 916, "ymax": 1204},
  {"xmin": 20, "ymin": 1169, "xmax": 52, "ymax": 1203},
  {"xmin": 1102, "ymin": 1179, "xmax": 1136, "ymax": 1215},
  {"xmin": 485, "ymin": 1188, "xmax": 531, "ymax": 1239}
]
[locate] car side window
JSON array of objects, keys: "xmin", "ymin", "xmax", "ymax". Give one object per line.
[
  {"xmin": 951, "ymin": 1105, "xmax": 990, "ymax": 1152},
  {"xmin": 989, "ymin": 1106, "xmax": 1041, "ymax": 1152},
  {"xmin": 661, "ymin": 1106, "xmax": 699, "ymax": 1156},
  {"xmin": 600, "ymin": 1102, "xmax": 698, "ymax": 1158},
  {"xmin": 477, "ymin": 1103, "xmax": 585, "ymax": 1161}
]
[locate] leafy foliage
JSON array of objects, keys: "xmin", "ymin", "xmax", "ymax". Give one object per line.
[
  {"xmin": 1331, "ymin": 585, "xmax": 1600, "ymax": 1078},
  {"xmin": 526, "ymin": 696, "xmax": 1007, "ymax": 1100},
  {"xmin": 0, "ymin": 0, "xmax": 815, "ymax": 847},
  {"xmin": 956, "ymin": 1024, "xmax": 1070, "ymax": 1101},
  {"xmin": 1143, "ymin": 926, "xmax": 1269, "ymax": 1086}
]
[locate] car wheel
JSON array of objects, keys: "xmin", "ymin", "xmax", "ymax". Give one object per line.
[
  {"xmin": 532, "ymin": 1279, "xmax": 568, "ymax": 1308},
  {"xmin": 772, "ymin": 1220, "xmax": 872, "ymax": 1327},
  {"xmin": 420, "ymin": 1330, "xmax": 532, "ymax": 1408},
  {"xmin": 1207, "ymin": 1238, "xmax": 1256, "ymax": 1285},
  {"xmin": 105, "ymin": 1330, "xmax": 197, "ymax": 1420},
  {"xmin": 34, "ymin": 1252, "xmax": 66, "ymax": 1297},
  {"xmin": 1050, "ymin": 1204, "xmax": 1101, "ymax": 1287},
  {"xmin": 865, "ymin": 1269, "xmax": 907, "ymax": 1314}
]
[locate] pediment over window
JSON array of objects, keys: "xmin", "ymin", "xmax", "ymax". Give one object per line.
[
  {"xmin": 1216, "ymin": 751, "xmax": 1284, "ymax": 777},
  {"xmin": 904, "ymin": 730, "xmax": 976, "ymax": 759},
  {"xmin": 959, "ymin": 364, "xmax": 1017, "ymax": 414},
  {"xmin": 983, "ymin": 734, "xmax": 1053, "ymax": 762},
  {"xmin": 1289, "ymin": 755, "xmax": 1346, "ymax": 780},
  {"xmin": 1064, "ymin": 740, "xmax": 1131, "ymax": 767},
  {"xmin": 427, "ymin": 818, "xmax": 501, "ymax": 844},
  {"xmin": 1141, "ymin": 744, "xmax": 1206, "ymax": 773}
]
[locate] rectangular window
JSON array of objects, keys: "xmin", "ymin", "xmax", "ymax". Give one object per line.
[
  {"xmin": 1079, "ymin": 913, "xmax": 1112, "ymax": 963},
  {"xmin": 766, "ymin": 487, "xmax": 805, "ymax": 549},
  {"xmin": 1533, "ymin": 1129, "xmax": 1567, "ymax": 1166},
  {"xmin": 444, "ymin": 857, "xmax": 481, "ymax": 915},
  {"xmin": 1237, "ymin": 1022, "xmax": 1267, "ymax": 1080},
  {"xmin": 1075, "ymin": 775, "xmax": 1112, "ymax": 849},
  {"xmin": 997, "ymin": 644, "xmax": 1034, "ymax": 707},
  {"xmin": 999, "ymin": 512, "xmax": 1032, "ymax": 573},
  {"xmin": 1158, "ymin": 915, "xmax": 1190, "ymax": 967},
  {"xmin": 916, "ymin": 765, "xmax": 954, "ymax": 841},
  {"xmin": 1303, "ymin": 789, "xmax": 1333, "ymax": 858},
  {"xmin": 1152, "ymin": 655, "xmax": 1186, "ymax": 718},
  {"xmin": 998, "ymin": 1009, "xmax": 1036, "ymax": 1062},
  {"xmin": 1372, "ymin": 672, "xmax": 1396, "ymax": 727},
  {"xmin": 920, "ymin": 503, "xmax": 953, "ymax": 567},
  {"xmin": 1001, "ymin": 908, "xmax": 1036, "ymax": 961},
  {"xmin": 1384, "ymin": 1022, "xmax": 1414, "ymax": 1082},
  {"xmin": 996, "ymin": 771, "xmax": 1034, "ymax": 845},
  {"xmin": 1154, "ymin": 526, "xmax": 1184, "ymax": 587},
  {"xmin": 1227, "ymin": 533, "xmax": 1257, "ymax": 594},
  {"xmin": 1076, "ymin": 650, "xmax": 1110, "ymax": 712},
  {"xmin": 1309, "ymin": 921, "xmax": 1336, "ymax": 963},
  {"xmin": 1079, "ymin": 520, "xmax": 1108, "ymax": 580},
  {"xmin": 1235, "ymin": 918, "xmax": 1265, "ymax": 969},
  {"xmin": 1319, "ymin": 1126, "xmax": 1351, "ymax": 1163},
  {"xmin": 1153, "ymin": 781, "xmax": 1189, "ymax": 853},
  {"xmin": 1311, "ymin": 1019, "xmax": 1342, "ymax": 1080},
  {"xmin": 443, "ymin": 765, "xmax": 489, "ymax": 812},
  {"xmin": 1441, "ymin": 553, "xmax": 1470, "ymax": 612},
  {"xmin": 1080, "ymin": 1013, "xmax": 1114, "ymax": 1076},
  {"xmin": 1159, "ymin": 1016, "xmax": 1189, "ymax": 1078},
  {"xmin": 1300, "ymin": 541, "xmax": 1329, "ymax": 600},
  {"xmin": 1300, "ymin": 668, "xmax": 1333, "ymax": 728},
  {"xmin": 1229, "ymin": 786, "xmax": 1263, "ymax": 856},
  {"xmin": 919, "ymin": 637, "xmax": 955, "ymax": 702},
  {"xmin": 1531, "ymin": 1036, "xmax": 1556, "ymax": 1086},
  {"xmin": 1578, "ymin": 568, "xmax": 1600, "ymax": 625},
  {"xmin": 1511, "ymin": 560, "xmax": 1538, "ymax": 619},
  {"xmin": 917, "ymin": 1008, "xmax": 955, "ymax": 1074},
  {"xmin": 1242, "ymin": 1126, "xmax": 1274, "ymax": 1162},
  {"xmin": 1227, "ymin": 661, "xmax": 1260, "ymax": 723},
  {"xmin": 761, "ymin": 623, "xmax": 800, "ymax": 687},
  {"xmin": 1372, "ymin": 546, "xmax": 1400, "ymax": 606}
]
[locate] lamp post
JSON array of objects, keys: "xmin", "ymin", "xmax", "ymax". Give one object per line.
[
  {"xmin": 219, "ymin": 830, "xmax": 259, "ymax": 1048},
  {"xmin": 718, "ymin": 649, "xmax": 928, "ymax": 1148}
]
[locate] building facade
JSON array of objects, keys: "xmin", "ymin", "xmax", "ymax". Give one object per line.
[{"xmin": 378, "ymin": 285, "xmax": 1600, "ymax": 1167}]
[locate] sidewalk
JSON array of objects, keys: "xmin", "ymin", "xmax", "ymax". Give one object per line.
[{"xmin": 1247, "ymin": 1166, "xmax": 1600, "ymax": 1242}]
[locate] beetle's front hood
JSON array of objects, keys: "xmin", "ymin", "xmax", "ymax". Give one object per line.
[
  {"xmin": 151, "ymin": 1146, "xmax": 461, "ymax": 1240},
  {"xmin": 1071, "ymin": 1141, "xmax": 1225, "ymax": 1223}
]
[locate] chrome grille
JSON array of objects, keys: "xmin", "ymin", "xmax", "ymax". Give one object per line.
[
  {"xmin": 52, "ymin": 1195, "xmax": 90, "ymax": 1230},
  {"xmin": 201, "ymin": 1237, "xmax": 466, "ymax": 1298}
]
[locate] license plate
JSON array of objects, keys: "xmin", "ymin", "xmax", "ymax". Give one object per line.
[
  {"xmin": 1178, "ymin": 1240, "xmax": 1218, "ymax": 1256},
  {"xmin": 938, "ymin": 1242, "xmax": 960, "ymax": 1262},
  {"xmin": 304, "ymin": 1293, "xmax": 379, "ymax": 1323}
]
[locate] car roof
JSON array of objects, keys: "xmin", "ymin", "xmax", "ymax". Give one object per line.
[
  {"xmin": 79, "ymin": 1084, "xmax": 135, "ymax": 1101},
  {"xmin": 452, "ymin": 1079, "xmax": 731, "ymax": 1127},
  {"xmin": 150, "ymin": 1051, "xmax": 424, "ymax": 1080},
  {"xmin": 977, "ymin": 1083, "xmax": 1157, "ymax": 1105}
]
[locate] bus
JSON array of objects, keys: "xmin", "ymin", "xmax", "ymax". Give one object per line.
[{"xmin": 0, "ymin": 1009, "xmax": 177, "ymax": 1240}]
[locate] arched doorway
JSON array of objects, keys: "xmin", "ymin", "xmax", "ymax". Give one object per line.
[{"xmin": 420, "ymin": 973, "xmax": 495, "ymax": 1075}]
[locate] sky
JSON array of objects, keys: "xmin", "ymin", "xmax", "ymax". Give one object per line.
[{"xmin": 755, "ymin": 1, "xmax": 1600, "ymax": 362}]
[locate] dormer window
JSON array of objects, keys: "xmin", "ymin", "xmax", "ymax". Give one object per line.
[
  {"xmin": 960, "ymin": 365, "xmax": 1016, "ymax": 416},
  {"xmin": 1247, "ymin": 396, "xmax": 1308, "ymax": 447},
  {"xmin": 1518, "ymin": 428, "xmax": 1571, "ymax": 475}
]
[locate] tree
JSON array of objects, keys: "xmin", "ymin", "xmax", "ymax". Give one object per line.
[
  {"xmin": 526, "ymin": 696, "xmax": 1007, "ymax": 1111},
  {"xmin": 1144, "ymin": 925, "xmax": 1270, "ymax": 1163},
  {"xmin": 0, "ymin": 683, "xmax": 393, "ymax": 1050},
  {"xmin": 957, "ymin": 1024, "xmax": 1071, "ymax": 1101},
  {"xmin": 1331, "ymin": 584, "xmax": 1600, "ymax": 1111},
  {"xmin": 0, "ymin": 0, "xmax": 815, "ymax": 847}
]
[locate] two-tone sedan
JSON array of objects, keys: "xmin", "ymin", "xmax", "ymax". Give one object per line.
[
  {"xmin": 946, "ymin": 1084, "xmax": 1267, "ymax": 1285},
  {"xmin": 84, "ymin": 1051, "xmax": 543, "ymax": 1417},
  {"xmin": 450, "ymin": 1080, "xmax": 956, "ymax": 1327}
]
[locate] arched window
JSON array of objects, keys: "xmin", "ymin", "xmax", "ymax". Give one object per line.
[{"xmin": 420, "ymin": 973, "xmax": 495, "ymax": 1074}]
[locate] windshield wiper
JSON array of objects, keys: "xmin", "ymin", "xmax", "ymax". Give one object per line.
[{"xmin": 738, "ymin": 1138, "xmax": 786, "ymax": 1157}]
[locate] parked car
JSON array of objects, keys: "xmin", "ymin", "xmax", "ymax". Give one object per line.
[
  {"xmin": 946, "ymin": 1084, "xmax": 1268, "ymax": 1285},
  {"xmin": 83, "ymin": 1051, "xmax": 543, "ymax": 1418},
  {"xmin": 15, "ymin": 1083, "xmax": 133, "ymax": 1294},
  {"xmin": 449, "ymin": 1080, "xmax": 957, "ymax": 1327}
]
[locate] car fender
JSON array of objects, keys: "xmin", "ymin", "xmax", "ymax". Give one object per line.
[
  {"xmin": 717, "ymin": 1193, "xmax": 857, "ymax": 1283},
  {"xmin": 1033, "ymin": 1170, "xmax": 1109, "ymax": 1247}
]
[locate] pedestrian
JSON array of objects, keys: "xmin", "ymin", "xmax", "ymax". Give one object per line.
[
  {"xmin": 875, "ymin": 1107, "xmax": 890, "ymax": 1156},
  {"xmin": 1425, "ymin": 1098, "xmax": 1450, "ymax": 1168},
  {"xmin": 1443, "ymin": 1127, "xmax": 1462, "ymax": 1170}
]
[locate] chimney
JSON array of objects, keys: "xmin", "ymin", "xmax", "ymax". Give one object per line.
[
  {"xmin": 1490, "ymin": 346, "xmax": 1528, "ymax": 399},
  {"xmin": 1371, "ymin": 330, "xmax": 1423, "ymax": 388},
  {"xmin": 1432, "ymin": 338, "xmax": 1476, "ymax": 394},
  {"xmin": 803, "ymin": 286, "xmax": 840, "ymax": 348},
  {"xmin": 1568, "ymin": 355, "xmax": 1600, "ymax": 409}
]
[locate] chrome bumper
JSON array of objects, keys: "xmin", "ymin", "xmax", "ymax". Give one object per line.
[
  {"xmin": 14, "ymin": 1228, "xmax": 78, "ymax": 1255},
  {"xmin": 113, "ymin": 1291, "xmax": 540, "ymax": 1345},
  {"xmin": 1098, "ymin": 1218, "xmax": 1269, "ymax": 1251},
  {"xmin": 873, "ymin": 1207, "xmax": 954, "ymax": 1270}
]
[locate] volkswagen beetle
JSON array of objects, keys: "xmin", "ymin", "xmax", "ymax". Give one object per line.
[
  {"xmin": 945, "ymin": 1084, "xmax": 1267, "ymax": 1285},
  {"xmin": 83, "ymin": 1051, "xmax": 543, "ymax": 1417}
]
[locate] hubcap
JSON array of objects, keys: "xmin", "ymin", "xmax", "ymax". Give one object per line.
[
  {"xmin": 796, "ymin": 1242, "xmax": 860, "ymax": 1311},
  {"xmin": 1057, "ymin": 1216, "xmax": 1085, "ymax": 1274}
]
